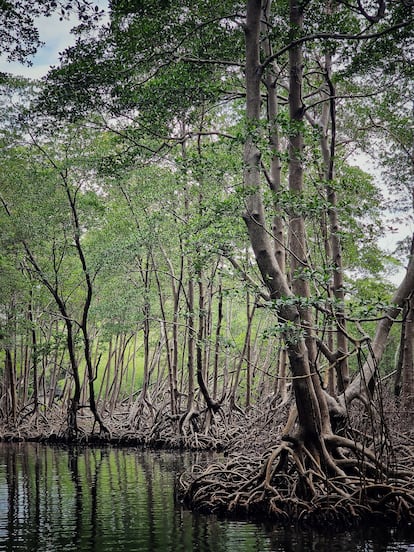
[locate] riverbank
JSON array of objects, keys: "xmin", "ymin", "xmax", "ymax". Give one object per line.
[{"xmin": 0, "ymin": 398, "xmax": 290, "ymax": 452}]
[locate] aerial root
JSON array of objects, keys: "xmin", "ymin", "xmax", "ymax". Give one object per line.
[{"xmin": 180, "ymin": 439, "xmax": 414, "ymax": 527}]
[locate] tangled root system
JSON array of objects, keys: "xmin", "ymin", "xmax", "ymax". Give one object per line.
[{"xmin": 180, "ymin": 435, "xmax": 414, "ymax": 528}]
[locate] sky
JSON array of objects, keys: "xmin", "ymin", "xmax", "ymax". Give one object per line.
[
  {"xmin": 0, "ymin": 14, "xmax": 80, "ymax": 80},
  {"xmin": 353, "ymin": 153, "xmax": 413, "ymax": 285},
  {"xmin": 0, "ymin": 0, "xmax": 109, "ymax": 79}
]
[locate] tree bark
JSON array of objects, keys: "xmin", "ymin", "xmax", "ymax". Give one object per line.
[
  {"xmin": 243, "ymin": 0, "xmax": 329, "ymax": 445},
  {"xmin": 320, "ymin": 51, "xmax": 349, "ymax": 391},
  {"xmin": 401, "ymin": 300, "xmax": 414, "ymax": 423}
]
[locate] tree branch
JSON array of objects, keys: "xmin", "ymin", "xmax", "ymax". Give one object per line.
[{"xmin": 261, "ymin": 18, "xmax": 414, "ymax": 71}]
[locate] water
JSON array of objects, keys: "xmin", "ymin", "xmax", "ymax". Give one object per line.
[{"xmin": 0, "ymin": 443, "xmax": 414, "ymax": 552}]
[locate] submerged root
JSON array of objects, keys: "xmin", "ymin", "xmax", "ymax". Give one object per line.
[{"xmin": 180, "ymin": 438, "xmax": 414, "ymax": 528}]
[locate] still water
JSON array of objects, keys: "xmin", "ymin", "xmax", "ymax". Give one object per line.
[{"xmin": 0, "ymin": 443, "xmax": 414, "ymax": 552}]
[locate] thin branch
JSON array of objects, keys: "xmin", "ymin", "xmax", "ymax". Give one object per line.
[{"xmin": 261, "ymin": 19, "xmax": 414, "ymax": 71}]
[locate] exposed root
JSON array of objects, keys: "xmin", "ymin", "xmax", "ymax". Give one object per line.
[{"xmin": 180, "ymin": 436, "xmax": 414, "ymax": 528}]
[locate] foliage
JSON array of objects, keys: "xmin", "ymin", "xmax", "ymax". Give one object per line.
[{"xmin": 1, "ymin": 0, "xmax": 414, "ymax": 459}]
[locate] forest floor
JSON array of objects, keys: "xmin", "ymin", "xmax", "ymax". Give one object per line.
[
  {"xmin": 0, "ymin": 393, "xmax": 291, "ymax": 452},
  {"xmin": 0, "ymin": 385, "xmax": 410, "ymax": 439},
  {"xmin": 0, "ymin": 387, "xmax": 412, "ymax": 456}
]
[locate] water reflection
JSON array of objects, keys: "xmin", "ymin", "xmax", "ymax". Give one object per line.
[{"xmin": 0, "ymin": 443, "xmax": 413, "ymax": 552}]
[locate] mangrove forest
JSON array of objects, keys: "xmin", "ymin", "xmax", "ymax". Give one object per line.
[{"xmin": 1, "ymin": 0, "xmax": 414, "ymax": 530}]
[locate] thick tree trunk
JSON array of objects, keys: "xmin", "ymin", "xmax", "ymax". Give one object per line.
[
  {"xmin": 243, "ymin": 0, "xmax": 329, "ymax": 446},
  {"xmin": 401, "ymin": 300, "xmax": 414, "ymax": 423},
  {"xmin": 182, "ymin": 0, "xmax": 414, "ymax": 524}
]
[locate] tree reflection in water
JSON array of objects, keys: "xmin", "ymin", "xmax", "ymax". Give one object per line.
[{"xmin": 0, "ymin": 443, "xmax": 413, "ymax": 552}]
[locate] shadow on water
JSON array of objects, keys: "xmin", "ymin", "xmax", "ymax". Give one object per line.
[{"xmin": 0, "ymin": 443, "xmax": 414, "ymax": 552}]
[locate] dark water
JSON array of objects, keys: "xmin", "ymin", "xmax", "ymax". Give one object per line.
[{"xmin": 1, "ymin": 444, "xmax": 414, "ymax": 552}]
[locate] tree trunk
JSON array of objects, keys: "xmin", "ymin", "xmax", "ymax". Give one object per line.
[
  {"xmin": 319, "ymin": 50, "xmax": 349, "ymax": 391},
  {"xmin": 66, "ymin": 181, "xmax": 108, "ymax": 434},
  {"xmin": 212, "ymin": 279, "xmax": 223, "ymax": 400},
  {"xmin": 28, "ymin": 292, "xmax": 39, "ymax": 414},
  {"xmin": 343, "ymin": 233, "xmax": 414, "ymax": 405},
  {"xmin": 401, "ymin": 300, "xmax": 414, "ymax": 424},
  {"xmin": 243, "ymin": 0, "xmax": 330, "ymax": 448},
  {"xmin": 196, "ymin": 271, "xmax": 219, "ymax": 413},
  {"xmin": 5, "ymin": 347, "xmax": 16, "ymax": 424},
  {"xmin": 186, "ymin": 275, "xmax": 195, "ymax": 410}
]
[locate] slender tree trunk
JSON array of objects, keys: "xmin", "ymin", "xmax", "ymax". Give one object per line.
[
  {"xmin": 187, "ymin": 275, "xmax": 195, "ymax": 410},
  {"xmin": 276, "ymin": 347, "xmax": 288, "ymax": 402},
  {"xmin": 245, "ymin": 293, "xmax": 252, "ymax": 407},
  {"xmin": 160, "ymin": 244, "xmax": 183, "ymax": 415},
  {"xmin": 229, "ymin": 300, "xmax": 256, "ymax": 408},
  {"xmin": 128, "ymin": 332, "xmax": 139, "ymax": 406},
  {"xmin": 321, "ymin": 52, "xmax": 349, "ymax": 391},
  {"xmin": 343, "ymin": 234, "xmax": 414, "ymax": 405},
  {"xmin": 196, "ymin": 271, "xmax": 219, "ymax": 412},
  {"xmin": 22, "ymin": 318, "xmax": 30, "ymax": 408},
  {"xmin": 394, "ymin": 310, "xmax": 406, "ymax": 398},
  {"xmin": 213, "ymin": 279, "xmax": 223, "ymax": 400},
  {"xmin": 5, "ymin": 347, "xmax": 16, "ymax": 424},
  {"xmin": 152, "ymin": 261, "xmax": 174, "ymax": 409},
  {"xmin": 141, "ymin": 256, "xmax": 151, "ymax": 403},
  {"xmin": 66, "ymin": 182, "xmax": 108, "ymax": 434},
  {"xmin": 28, "ymin": 290, "xmax": 39, "ymax": 413},
  {"xmin": 263, "ymin": 0, "xmax": 285, "ymax": 273},
  {"xmin": 100, "ymin": 337, "xmax": 113, "ymax": 408}
]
